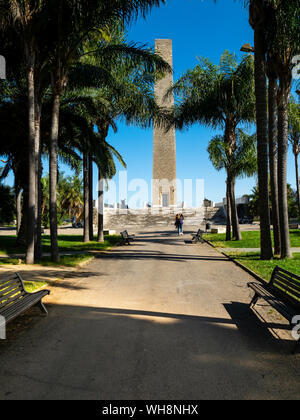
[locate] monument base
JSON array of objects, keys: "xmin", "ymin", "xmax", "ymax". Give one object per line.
[{"xmin": 100, "ymin": 207, "xmax": 223, "ymax": 229}]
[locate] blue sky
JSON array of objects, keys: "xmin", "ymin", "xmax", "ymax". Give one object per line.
[
  {"xmin": 104, "ymin": 0, "xmax": 298, "ymax": 205},
  {"xmin": 4, "ymin": 0, "xmax": 298, "ymax": 205}
]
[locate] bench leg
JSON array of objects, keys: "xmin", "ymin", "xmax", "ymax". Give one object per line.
[
  {"xmin": 37, "ymin": 301, "xmax": 48, "ymax": 315},
  {"xmin": 249, "ymin": 293, "xmax": 259, "ymax": 308}
]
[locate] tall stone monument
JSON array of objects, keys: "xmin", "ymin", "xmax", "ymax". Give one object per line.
[{"xmin": 153, "ymin": 39, "xmax": 177, "ymax": 208}]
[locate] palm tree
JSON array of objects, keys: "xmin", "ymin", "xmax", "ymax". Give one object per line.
[
  {"xmin": 288, "ymin": 98, "xmax": 300, "ymax": 217},
  {"xmin": 42, "ymin": 0, "xmax": 169, "ymax": 261},
  {"xmin": 95, "ymin": 135, "xmax": 125, "ymax": 243},
  {"xmin": 64, "ymin": 26, "xmax": 171, "ymax": 243},
  {"xmin": 247, "ymin": 0, "xmax": 274, "ymax": 259},
  {"xmin": 246, "ymin": 0, "xmax": 300, "ymax": 258},
  {"xmin": 172, "ymin": 51, "xmax": 256, "ymax": 241},
  {"xmin": 266, "ymin": 52, "xmax": 281, "ymax": 256},
  {"xmin": 208, "ymin": 130, "xmax": 257, "ymax": 235},
  {"xmin": 55, "ymin": 85, "xmax": 126, "ymax": 244},
  {"xmin": 0, "ymin": 0, "xmax": 45, "ymax": 263},
  {"xmin": 59, "ymin": 175, "xmax": 83, "ymax": 220},
  {"xmin": 271, "ymin": 1, "xmax": 300, "ymax": 258},
  {"xmin": 1, "ymin": 1, "xmax": 171, "ymax": 262}
]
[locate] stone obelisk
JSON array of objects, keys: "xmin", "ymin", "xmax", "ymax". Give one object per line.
[{"xmin": 153, "ymin": 39, "xmax": 176, "ymax": 208}]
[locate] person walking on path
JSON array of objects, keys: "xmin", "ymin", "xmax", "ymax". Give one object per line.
[
  {"xmin": 175, "ymin": 213, "xmax": 184, "ymax": 235},
  {"xmin": 175, "ymin": 214, "xmax": 180, "ymax": 235},
  {"xmin": 179, "ymin": 213, "xmax": 184, "ymax": 235}
]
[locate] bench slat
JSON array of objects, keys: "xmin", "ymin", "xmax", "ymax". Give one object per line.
[
  {"xmin": 0, "ymin": 279, "xmax": 22, "ymax": 292},
  {"xmin": 248, "ymin": 282, "xmax": 298, "ymax": 322},
  {"xmin": 248, "ymin": 266, "xmax": 300, "ymax": 353},
  {"xmin": 0, "ymin": 272, "xmax": 50, "ymax": 326},
  {"xmin": 274, "ymin": 266, "xmax": 300, "ymax": 282},
  {"xmin": 273, "ymin": 269, "xmax": 300, "ymax": 288},
  {"xmin": 0, "ymin": 274, "xmax": 25, "ymax": 311},
  {"xmin": 273, "ymin": 276, "xmax": 300, "ymax": 293},
  {"xmin": 1, "ymin": 291, "xmax": 46, "ymax": 315},
  {"xmin": 0, "ymin": 283, "xmax": 23, "ymax": 298},
  {"xmin": 0, "ymin": 293, "xmax": 24, "ymax": 311},
  {"xmin": 0, "ymin": 286, "xmax": 24, "ymax": 304},
  {"xmin": 0, "ymin": 290, "xmax": 50, "ymax": 322},
  {"xmin": 0, "ymin": 275, "xmax": 19, "ymax": 286},
  {"xmin": 270, "ymin": 287, "xmax": 300, "ymax": 310},
  {"xmin": 271, "ymin": 269, "xmax": 300, "ymax": 303},
  {"xmin": 272, "ymin": 281, "xmax": 300, "ymax": 302},
  {"xmin": 273, "ymin": 276, "xmax": 300, "ymax": 295}
]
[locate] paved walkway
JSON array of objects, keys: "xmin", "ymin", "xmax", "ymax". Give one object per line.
[{"xmin": 1, "ymin": 228, "xmax": 300, "ymax": 400}]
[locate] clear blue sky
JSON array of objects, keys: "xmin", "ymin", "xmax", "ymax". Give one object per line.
[
  {"xmin": 105, "ymin": 0, "xmax": 298, "ymax": 205},
  {"xmin": 4, "ymin": 0, "xmax": 298, "ymax": 205}
]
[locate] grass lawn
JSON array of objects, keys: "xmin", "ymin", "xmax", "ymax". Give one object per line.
[
  {"xmin": 38, "ymin": 254, "xmax": 93, "ymax": 267},
  {"xmin": 41, "ymin": 234, "xmax": 121, "ymax": 253},
  {"xmin": 227, "ymin": 251, "xmax": 300, "ymax": 282},
  {"xmin": 23, "ymin": 281, "xmax": 49, "ymax": 293},
  {"xmin": 0, "ymin": 236, "xmax": 22, "ymax": 255},
  {"xmin": 0, "ymin": 234, "xmax": 121, "ymax": 257},
  {"xmin": 0, "ymin": 257, "xmax": 21, "ymax": 265},
  {"xmin": 204, "ymin": 230, "xmax": 300, "ymax": 249}
]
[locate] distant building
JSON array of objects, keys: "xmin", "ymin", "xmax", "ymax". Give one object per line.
[{"xmin": 218, "ymin": 195, "xmax": 250, "ymax": 219}]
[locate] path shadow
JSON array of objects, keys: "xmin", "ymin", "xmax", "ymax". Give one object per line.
[
  {"xmin": 0, "ymin": 270, "xmax": 107, "ymax": 291},
  {"xmin": 96, "ymin": 250, "xmax": 228, "ymax": 263},
  {"xmin": 1, "ymin": 303, "xmax": 298, "ymax": 400},
  {"xmin": 224, "ymin": 302, "xmax": 293, "ymax": 353}
]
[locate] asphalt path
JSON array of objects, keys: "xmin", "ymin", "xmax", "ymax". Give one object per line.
[{"xmin": 1, "ymin": 228, "xmax": 300, "ymax": 400}]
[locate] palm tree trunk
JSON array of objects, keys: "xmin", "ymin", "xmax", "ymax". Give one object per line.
[
  {"xmin": 49, "ymin": 93, "xmax": 60, "ymax": 262},
  {"xmin": 226, "ymin": 178, "xmax": 232, "ymax": 241},
  {"xmin": 34, "ymin": 99, "xmax": 42, "ymax": 261},
  {"xmin": 268, "ymin": 74, "xmax": 281, "ymax": 255},
  {"xmin": 17, "ymin": 185, "xmax": 28, "ymax": 248},
  {"xmin": 16, "ymin": 187, "xmax": 22, "ymax": 235},
  {"xmin": 277, "ymin": 76, "xmax": 292, "ymax": 259},
  {"xmin": 83, "ymin": 151, "xmax": 89, "ymax": 243},
  {"xmin": 225, "ymin": 120, "xmax": 241, "ymax": 241},
  {"xmin": 254, "ymin": 26, "xmax": 273, "ymax": 260},
  {"xmin": 97, "ymin": 167, "xmax": 104, "ymax": 243},
  {"xmin": 14, "ymin": 170, "xmax": 22, "ymax": 235},
  {"xmin": 229, "ymin": 176, "xmax": 242, "ymax": 241},
  {"xmin": 88, "ymin": 154, "xmax": 94, "ymax": 241},
  {"xmin": 295, "ymin": 153, "xmax": 300, "ymax": 218},
  {"xmin": 25, "ymin": 49, "xmax": 36, "ymax": 265}
]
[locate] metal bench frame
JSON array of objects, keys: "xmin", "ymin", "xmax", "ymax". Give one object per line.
[
  {"xmin": 191, "ymin": 229, "xmax": 204, "ymax": 244},
  {"xmin": 120, "ymin": 230, "xmax": 135, "ymax": 245},
  {"xmin": 0, "ymin": 273, "xmax": 50, "ymax": 326},
  {"xmin": 248, "ymin": 266, "xmax": 300, "ymax": 353}
]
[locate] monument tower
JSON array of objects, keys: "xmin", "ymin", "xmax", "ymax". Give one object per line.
[{"xmin": 153, "ymin": 39, "xmax": 177, "ymax": 208}]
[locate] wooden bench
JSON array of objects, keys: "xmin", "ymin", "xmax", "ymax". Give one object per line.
[
  {"xmin": 120, "ymin": 230, "xmax": 135, "ymax": 245},
  {"xmin": 248, "ymin": 266, "xmax": 300, "ymax": 353},
  {"xmin": 191, "ymin": 229, "xmax": 204, "ymax": 244},
  {"xmin": 0, "ymin": 273, "xmax": 50, "ymax": 327}
]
